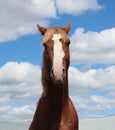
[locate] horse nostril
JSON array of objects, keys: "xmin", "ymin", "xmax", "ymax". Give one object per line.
[
  {"xmin": 63, "ymin": 68, "xmax": 65, "ymax": 73},
  {"xmin": 51, "ymin": 68, "xmax": 54, "ymax": 79},
  {"xmin": 63, "ymin": 68, "xmax": 66, "ymax": 79},
  {"xmin": 51, "ymin": 68, "xmax": 66, "ymax": 82}
]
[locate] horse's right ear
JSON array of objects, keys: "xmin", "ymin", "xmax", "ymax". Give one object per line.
[{"xmin": 37, "ymin": 24, "xmax": 47, "ymax": 35}]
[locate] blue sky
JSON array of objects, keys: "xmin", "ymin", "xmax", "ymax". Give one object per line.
[{"xmin": 0, "ymin": 0, "xmax": 115, "ymax": 122}]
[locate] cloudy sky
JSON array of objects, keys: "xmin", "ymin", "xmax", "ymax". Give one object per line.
[{"xmin": 0, "ymin": 0, "xmax": 115, "ymax": 122}]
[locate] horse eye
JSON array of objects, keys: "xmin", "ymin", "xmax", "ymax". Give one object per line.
[
  {"xmin": 43, "ymin": 43, "xmax": 47, "ymax": 48},
  {"xmin": 66, "ymin": 41, "xmax": 70, "ymax": 46}
]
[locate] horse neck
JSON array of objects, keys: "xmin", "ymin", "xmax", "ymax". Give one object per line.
[{"xmin": 42, "ymin": 52, "xmax": 69, "ymax": 108}]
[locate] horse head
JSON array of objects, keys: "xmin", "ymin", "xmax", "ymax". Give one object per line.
[{"xmin": 37, "ymin": 24, "xmax": 71, "ymax": 84}]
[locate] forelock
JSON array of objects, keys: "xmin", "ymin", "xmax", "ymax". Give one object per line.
[{"xmin": 42, "ymin": 27, "xmax": 69, "ymax": 44}]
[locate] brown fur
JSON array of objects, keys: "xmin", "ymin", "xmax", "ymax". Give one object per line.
[
  {"xmin": 42, "ymin": 27, "xmax": 70, "ymax": 44},
  {"xmin": 29, "ymin": 24, "xmax": 79, "ymax": 130}
]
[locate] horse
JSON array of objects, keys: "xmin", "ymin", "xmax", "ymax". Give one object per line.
[{"xmin": 29, "ymin": 24, "xmax": 79, "ymax": 130}]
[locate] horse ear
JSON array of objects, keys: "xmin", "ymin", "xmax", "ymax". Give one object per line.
[
  {"xmin": 63, "ymin": 24, "xmax": 71, "ymax": 34},
  {"xmin": 37, "ymin": 24, "xmax": 47, "ymax": 35}
]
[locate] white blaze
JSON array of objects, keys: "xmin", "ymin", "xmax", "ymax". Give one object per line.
[{"xmin": 52, "ymin": 34, "xmax": 65, "ymax": 80}]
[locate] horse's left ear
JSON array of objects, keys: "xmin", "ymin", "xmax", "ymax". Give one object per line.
[
  {"xmin": 63, "ymin": 24, "xmax": 71, "ymax": 34},
  {"xmin": 37, "ymin": 24, "xmax": 47, "ymax": 35}
]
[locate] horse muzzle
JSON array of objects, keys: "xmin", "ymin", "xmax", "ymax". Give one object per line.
[{"xmin": 51, "ymin": 68, "xmax": 66, "ymax": 84}]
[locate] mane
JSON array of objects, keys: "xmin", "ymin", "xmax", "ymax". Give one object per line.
[{"xmin": 42, "ymin": 27, "xmax": 70, "ymax": 44}]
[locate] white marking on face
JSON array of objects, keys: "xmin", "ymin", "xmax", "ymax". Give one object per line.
[{"xmin": 52, "ymin": 34, "xmax": 65, "ymax": 81}]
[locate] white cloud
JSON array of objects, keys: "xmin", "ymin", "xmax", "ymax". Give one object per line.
[
  {"xmin": 8, "ymin": 105, "xmax": 34, "ymax": 121},
  {"xmin": 69, "ymin": 66, "xmax": 115, "ymax": 92},
  {"xmin": 0, "ymin": 62, "xmax": 42, "ymax": 98},
  {"xmin": 55, "ymin": 0, "xmax": 103, "ymax": 15},
  {"xmin": 69, "ymin": 66, "xmax": 115, "ymax": 118},
  {"xmin": 0, "ymin": 0, "xmax": 103, "ymax": 42},
  {"xmin": 0, "ymin": 105, "xmax": 34, "ymax": 121},
  {"xmin": 91, "ymin": 95, "xmax": 115, "ymax": 105},
  {"xmin": 70, "ymin": 28, "xmax": 115, "ymax": 64},
  {"xmin": 0, "ymin": 0, "xmax": 56, "ymax": 42},
  {"xmin": 90, "ymin": 95, "xmax": 115, "ymax": 112},
  {"xmin": 0, "ymin": 62, "xmax": 42, "ymax": 121}
]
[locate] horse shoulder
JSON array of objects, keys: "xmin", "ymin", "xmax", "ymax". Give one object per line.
[
  {"xmin": 60, "ymin": 98, "xmax": 79, "ymax": 130},
  {"xmin": 68, "ymin": 97, "xmax": 79, "ymax": 122}
]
